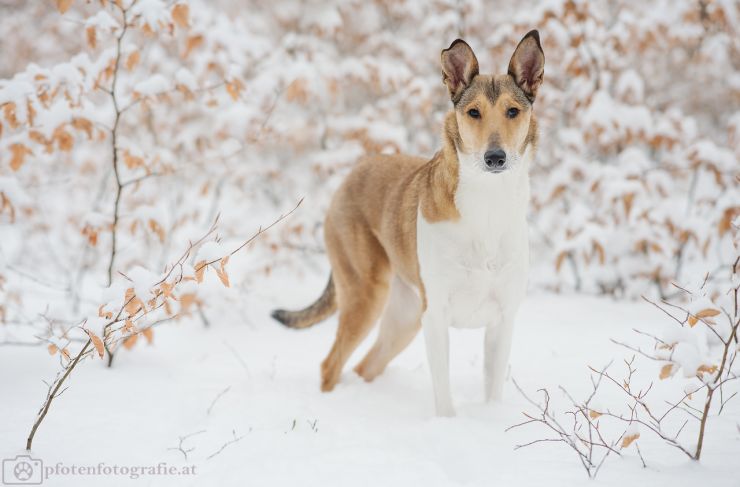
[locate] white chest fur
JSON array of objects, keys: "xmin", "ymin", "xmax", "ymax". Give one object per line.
[{"xmin": 417, "ymin": 155, "xmax": 530, "ymax": 329}]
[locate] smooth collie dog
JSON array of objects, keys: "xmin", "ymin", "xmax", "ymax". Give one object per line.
[{"xmin": 273, "ymin": 31, "xmax": 544, "ymax": 416}]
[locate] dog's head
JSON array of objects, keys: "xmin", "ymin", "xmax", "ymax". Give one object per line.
[{"xmin": 441, "ymin": 31, "xmax": 544, "ymax": 174}]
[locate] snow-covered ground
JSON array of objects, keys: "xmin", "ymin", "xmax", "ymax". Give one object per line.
[{"xmin": 2, "ymin": 272, "xmax": 738, "ymax": 486}]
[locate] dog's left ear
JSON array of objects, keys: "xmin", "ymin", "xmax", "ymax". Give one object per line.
[
  {"xmin": 441, "ymin": 39, "xmax": 479, "ymax": 103},
  {"xmin": 508, "ymin": 30, "xmax": 545, "ymax": 101}
]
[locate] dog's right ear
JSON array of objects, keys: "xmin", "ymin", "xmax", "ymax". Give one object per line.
[{"xmin": 441, "ymin": 39, "xmax": 479, "ymax": 103}]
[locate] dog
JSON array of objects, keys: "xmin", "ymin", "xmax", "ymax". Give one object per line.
[{"xmin": 272, "ymin": 31, "xmax": 544, "ymax": 416}]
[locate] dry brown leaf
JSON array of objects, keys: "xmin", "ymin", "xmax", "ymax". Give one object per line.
[
  {"xmin": 124, "ymin": 288, "xmax": 144, "ymax": 316},
  {"xmin": 123, "ymin": 319, "xmax": 135, "ymax": 333},
  {"xmin": 697, "ymin": 364, "xmax": 718, "ymax": 376},
  {"xmin": 184, "ymin": 34, "xmax": 203, "ymax": 58},
  {"xmin": 10, "ymin": 144, "xmax": 32, "ymax": 171},
  {"xmin": 82, "ymin": 225, "xmax": 98, "ymax": 247},
  {"xmin": 285, "ymin": 78, "xmax": 308, "ymax": 104},
  {"xmin": 86, "ymin": 26, "xmax": 96, "ymax": 49},
  {"xmin": 148, "ymin": 219, "xmax": 165, "ymax": 243},
  {"xmin": 194, "ymin": 260, "xmax": 207, "ymax": 283},
  {"xmin": 72, "ymin": 118, "xmax": 93, "ymax": 139},
  {"xmin": 3, "ymin": 102, "xmax": 18, "ymax": 128},
  {"xmin": 588, "ymin": 410, "xmax": 602, "ymax": 419},
  {"xmin": 85, "ymin": 330, "xmax": 105, "ymax": 358},
  {"xmin": 125, "ymin": 50, "xmax": 140, "ymax": 71},
  {"xmin": 622, "ymin": 193, "xmax": 635, "ymax": 218},
  {"xmin": 549, "ymin": 184, "xmax": 566, "ymax": 201},
  {"xmin": 160, "ymin": 281, "xmax": 174, "ymax": 298},
  {"xmin": 122, "ymin": 333, "xmax": 138, "ymax": 350},
  {"xmin": 593, "ymin": 241, "xmax": 605, "ymax": 265},
  {"xmin": 215, "ymin": 256, "xmax": 230, "ymax": 287},
  {"xmin": 123, "ymin": 150, "xmax": 145, "ymax": 169},
  {"xmin": 0, "ymin": 193, "xmax": 15, "ymax": 222},
  {"xmin": 97, "ymin": 304, "xmax": 112, "ymax": 319},
  {"xmin": 659, "ymin": 363, "xmax": 674, "ymax": 380},
  {"xmin": 56, "ymin": 0, "xmax": 73, "ymax": 14},
  {"xmin": 688, "ymin": 315, "xmax": 698, "ymax": 327},
  {"xmin": 48, "ymin": 344, "xmax": 58, "ymax": 355},
  {"xmin": 694, "ymin": 308, "xmax": 720, "ymax": 319},
  {"xmin": 621, "ymin": 432, "xmax": 639, "ymax": 448},
  {"xmin": 142, "ymin": 327, "xmax": 154, "ymax": 344},
  {"xmin": 54, "ymin": 126, "xmax": 74, "ymax": 151},
  {"xmin": 179, "ymin": 293, "xmax": 197, "ymax": 312},
  {"xmin": 172, "ymin": 3, "xmax": 190, "ymax": 28},
  {"xmin": 555, "ymin": 251, "xmax": 568, "ymax": 273},
  {"xmin": 718, "ymin": 208, "xmax": 738, "ymax": 236},
  {"xmin": 225, "ymin": 79, "xmax": 244, "ymax": 101},
  {"xmin": 26, "ymin": 99, "xmax": 36, "ymax": 126}
]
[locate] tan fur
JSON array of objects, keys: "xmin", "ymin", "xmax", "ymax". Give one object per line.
[{"xmin": 272, "ymin": 32, "xmax": 544, "ymax": 392}]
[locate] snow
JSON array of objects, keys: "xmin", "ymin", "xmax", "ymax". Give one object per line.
[
  {"xmin": 85, "ymin": 10, "xmax": 119, "ymax": 33},
  {"xmin": 83, "ymin": 315, "xmax": 108, "ymax": 338},
  {"xmin": 0, "ymin": 176, "xmax": 31, "ymax": 206},
  {"xmin": 1, "ymin": 290, "xmax": 738, "ymax": 487},
  {"xmin": 174, "ymin": 68, "xmax": 197, "ymax": 91},
  {"xmin": 130, "ymin": 0, "xmax": 169, "ymax": 32},
  {"xmin": 687, "ymin": 296, "xmax": 719, "ymax": 315},
  {"xmin": 133, "ymin": 75, "xmax": 170, "ymax": 97},
  {"xmin": 36, "ymin": 99, "xmax": 73, "ymax": 138},
  {"xmin": 0, "ymin": 79, "xmax": 34, "ymax": 105},
  {"xmin": 689, "ymin": 140, "xmax": 737, "ymax": 171},
  {"xmin": 196, "ymin": 241, "xmax": 225, "ymax": 263},
  {"xmin": 127, "ymin": 265, "xmax": 160, "ymax": 302},
  {"xmin": 615, "ymin": 69, "xmax": 644, "ymax": 102}
]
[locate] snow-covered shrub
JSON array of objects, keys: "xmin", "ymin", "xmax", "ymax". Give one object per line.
[
  {"xmin": 0, "ymin": 0, "xmax": 305, "ymax": 448},
  {"xmin": 505, "ymin": 0, "xmax": 740, "ymax": 298},
  {"xmin": 511, "ymin": 227, "xmax": 739, "ymax": 473},
  {"xmin": 2, "ymin": 2, "xmax": 737, "ymax": 325}
]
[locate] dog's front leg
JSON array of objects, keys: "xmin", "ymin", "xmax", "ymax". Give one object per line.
[
  {"xmin": 484, "ymin": 312, "xmax": 515, "ymax": 402},
  {"xmin": 422, "ymin": 311, "xmax": 455, "ymax": 416}
]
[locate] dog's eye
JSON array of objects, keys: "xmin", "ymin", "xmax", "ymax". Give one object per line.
[
  {"xmin": 467, "ymin": 108, "xmax": 481, "ymax": 119},
  {"xmin": 506, "ymin": 107, "xmax": 520, "ymax": 119}
]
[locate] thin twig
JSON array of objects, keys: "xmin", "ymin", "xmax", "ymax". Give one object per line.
[
  {"xmin": 206, "ymin": 429, "xmax": 246, "ymax": 460},
  {"xmin": 207, "ymin": 386, "xmax": 232, "ymax": 416}
]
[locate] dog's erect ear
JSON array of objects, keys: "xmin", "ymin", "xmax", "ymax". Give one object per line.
[
  {"xmin": 441, "ymin": 39, "xmax": 479, "ymax": 103},
  {"xmin": 508, "ymin": 30, "xmax": 545, "ymax": 101}
]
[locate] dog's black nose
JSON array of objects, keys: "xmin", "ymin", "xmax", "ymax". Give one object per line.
[{"xmin": 484, "ymin": 149, "xmax": 507, "ymax": 170}]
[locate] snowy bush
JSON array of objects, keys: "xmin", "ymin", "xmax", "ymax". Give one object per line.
[{"xmin": 510, "ymin": 234, "xmax": 739, "ymax": 476}]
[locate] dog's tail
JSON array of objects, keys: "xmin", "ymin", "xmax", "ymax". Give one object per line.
[{"xmin": 271, "ymin": 275, "xmax": 337, "ymax": 329}]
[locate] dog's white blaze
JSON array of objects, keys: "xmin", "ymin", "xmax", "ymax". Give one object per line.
[{"xmin": 417, "ymin": 149, "xmax": 531, "ymax": 415}]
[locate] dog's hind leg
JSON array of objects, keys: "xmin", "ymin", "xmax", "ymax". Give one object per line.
[
  {"xmin": 320, "ymin": 219, "xmax": 391, "ymax": 392},
  {"xmin": 354, "ymin": 275, "xmax": 421, "ymax": 382},
  {"xmin": 320, "ymin": 277, "xmax": 389, "ymax": 392}
]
